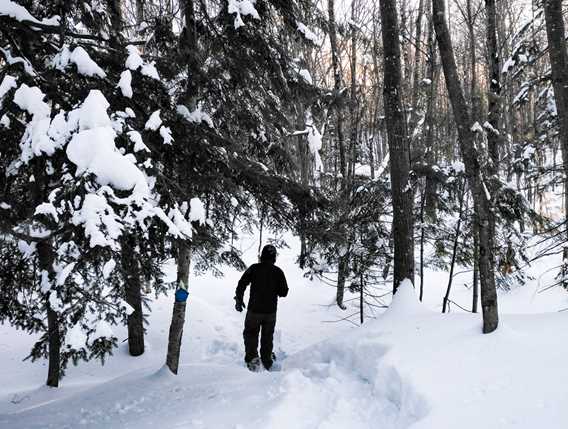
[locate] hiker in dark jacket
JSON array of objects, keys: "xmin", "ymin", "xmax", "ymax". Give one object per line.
[{"xmin": 234, "ymin": 244, "xmax": 288, "ymax": 370}]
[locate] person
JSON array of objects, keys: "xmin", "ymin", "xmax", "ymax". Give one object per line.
[{"xmin": 234, "ymin": 244, "xmax": 288, "ymax": 371}]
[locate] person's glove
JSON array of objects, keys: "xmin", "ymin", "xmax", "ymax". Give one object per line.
[{"xmin": 234, "ymin": 296, "xmax": 246, "ymax": 312}]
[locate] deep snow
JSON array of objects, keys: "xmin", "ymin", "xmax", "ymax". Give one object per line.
[{"xmin": 1, "ymin": 231, "xmax": 567, "ymax": 429}]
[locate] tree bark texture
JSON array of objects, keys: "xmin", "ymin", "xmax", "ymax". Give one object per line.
[
  {"xmin": 433, "ymin": 0, "xmax": 498, "ymax": 333},
  {"xmin": 423, "ymin": 11, "xmax": 440, "ymax": 222},
  {"xmin": 380, "ymin": 0, "xmax": 415, "ymax": 292},
  {"xmin": 328, "ymin": 0, "xmax": 347, "ymax": 183},
  {"xmin": 38, "ymin": 240, "xmax": 61, "ymax": 387},
  {"xmin": 543, "ymin": 0, "xmax": 568, "ymax": 238},
  {"xmin": 486, "ymin": 0, "xmax": 501, "ymax": 175},
  {"xmin": 336, "ymin": 253, "xmax": 349, "ymax": 309},
  {"xmin": 122, "ymin": 237, "xmax": 145, "ymax": 356},
  {"xmin": 166, "ymin": 240, "xmax": 191, "ymax": 374}
]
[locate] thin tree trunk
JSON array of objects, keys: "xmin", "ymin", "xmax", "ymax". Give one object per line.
[
  {"xmin": 410, "ymin": 0, "xmax": 425, "ymax": 130},
  {"xmin": 472, "ymin": 220, "xmax": 479, "ymax": 313},
  {"xmin": 337, "ymin": 254, "xmax": 348, "ymax": 310},
  {"xmin": 360, "ymin": 268, "xmax": 364, "ymax": 324},
  {"xmin": 443, "ymin": 180, "xmax": 466, "ymax": 313},
  {"xmin": 136, "ymin": 0, "xmax": 144, "ymax": 26},
  {"xmin": 419, "ymin": 185, "xmax": 426, "ymax": 301},
  {"xmin": 122, "ymin": 236, "xmax": 144, "ymax": 356},
  {"xmin": 38, "ymin": 241, "xmax": 60, "ymax": 387},
  {"xmin": 543, "ymin": 0, "xmax": 568, "ymax": 239},
  {"xmin": 486, "ymin": 0, "xmax": 501, "ymax": 175},
  {"xmin": 328, "ymin": 0, "xmax": 347, "ymax": 182},
  {"xmin": 166, "ymin": 0, "xmax": 198, "ymax": 374},
  {"xmin": 329, "ymin": 0, "xmax": 350, "ymax": 308},
  {"xmin": 467, "ymin": 0, "xmax": 480, "ymax": 123},
  {"xmin": 106, "ymin": 0, "xmax": 123, "ymax": 47},
  {"xmin": 348, "ymin": 0, "xmax": 358, "ymax": 186},
  {"xmin": 423, "ymin": 11, "xmax": 440, "ymax": 221},
  {"xmin": 380, "ymin": 0, "xmax": 415, "ymax": 292},
  {"xmin": 433, "ymin": 0, "xmax": 498, "ymax": 333},
  {"xmin": 166, "ymin": 241, "xmax": 191, "ymax": 374}
]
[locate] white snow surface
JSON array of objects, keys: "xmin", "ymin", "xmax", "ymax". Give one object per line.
[{"xmin": 1, "ymin": 231, "xmax": 568, "ymax": 428}]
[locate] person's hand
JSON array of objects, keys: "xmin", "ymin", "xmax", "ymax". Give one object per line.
[{"xmin": 234, "ymin": 296, "xmax": 245, "ymax": 312}]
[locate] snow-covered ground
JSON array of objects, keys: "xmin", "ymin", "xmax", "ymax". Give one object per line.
[{"xmin": 1, "ymin": 231, "xmax": 567, "ymax": 428}]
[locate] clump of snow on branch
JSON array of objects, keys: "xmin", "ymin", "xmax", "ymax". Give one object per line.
[
  {"xmin": 71, "ymin": 193, "xmax": 123, "ymax": 250},
  {"xmin": 66, "ymin": 90, "xmax": 149, "ymax": 194},
  {"xmin": 177, "ymin": 104, "xmax": 214, "ymax": 128},
  {"xmin": 0, "ymin": 74, "xmax": 17, "ymax": 103},
  {"xmin": 160, "ymin": 126, "xmax": 174, "ymax": 145},
  {"xmin": 298, "ymin": 69, "xmax": 313, "ymax": 84},
  {"xmin": 190, "ymin": 197, "xmax": 206, "ymax": 225},
  {"xmin": 13, "ymin": 84, "xmax": 59, "ymax": 160},
  {"xmin": 296, "ymin": 21, "xmax": 320, "ymax": 44},
  {"xmin": 0, "ymin": 47, "xmax": 35, "ymax": 75},
  {"xmin": 228, "ymin": 0, "xmax": 260, "ymax": 29},
  {"xmin": 471, "ymin": 122, "xmax": 483, "ymax": 133},
  {"xmin": 128, "ymin": 131, "xmax": 149, "ymax": 152},
  {"xmin": 145, "ymin": 110, "xmax": 162, "ymax": 131},
  {"xmin": 125, "ymin": 45, "xmax": 160, "ymax": 80},
  {"xmin": 117, "ymin": 70, "xmax": 133, "ymax": 98},
  {"xmin": 52, "ymin": 45, "xmax": 106, "ymax": 78},
  {"xmin": 305, "ymin": 110, "xmax": 323, "ymax": 183},
  {"xmin": 0, "ymin": 0, "xmax": 60, "ymax": 25}
]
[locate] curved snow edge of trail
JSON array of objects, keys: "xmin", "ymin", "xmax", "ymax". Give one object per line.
[{"xmin": 278, "ymin": 331, "xmax": 430, "ymax": 429}]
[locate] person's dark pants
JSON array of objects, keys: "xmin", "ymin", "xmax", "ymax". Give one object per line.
[{"xmin": 243, "ymin": 311, "xmax": 276, "ymax": 369}]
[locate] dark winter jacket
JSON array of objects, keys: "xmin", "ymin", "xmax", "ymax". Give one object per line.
[{"xmin": 235, "ymin": 262, "xmax": 288, "ymax": 313}]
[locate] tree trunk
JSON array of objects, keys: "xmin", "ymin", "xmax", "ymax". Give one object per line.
[
  {"xmin": 166, "ymin": 241, "xmax": 191, "ymax": 374},
  {"xmin": 336, "ymin": 254, "xmax": 349, "ymax": 310},
  {"xmin": 419, "ymin": 186, "xmax": 426, "ymax": 301},
  {"xmin": 486, "ymin": 0, "xmax": 501, "ymax": 175},
  {"xmin": 136, "ymin": 0, "xmax": 144, "ymax": 26},
  {"xmin": 106, "ymin": 0, "xmax": 123, "ymax": 47},
  {"xmin": 410, "ymin": 0, "xmax": 425, "ymax": 132},
  {"xmin": 433, "ymin": 0, "xmax": 498, "ymax": 333},
  {"xmin": 38, "ymin": 240, "xmax": 60, "ymax": 387},
  {"xmin": 166, "ymin": 0, "xmax": 199, "ymax": 373},
  {"xmin": 328, "ymin": 0, "xmax": 347, "ymax": 183},
  {"xmin": 380, "ymin": 0, "xmax": 415, "ymax": 292},
  {"xmin": 423, "ymin": 10, "xmax": 440, "ymax": 221},
  {"xmin": 543, "ymin": 0, "xmax": 568, "ymax": 236},
  {"xmin": 122, "ymin": 237, "xmax": 144, "ymax": 356},
  {"xmin": 443, "ymin": 180, "xmax": 466, "ymax": 313},
  {"xmin": 472, "ymin": 221, "xmax": 479, "ymax": 313},
  {"xmin": 348, "ymin": 0, "xmax": 358, "ymax": 187}
]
